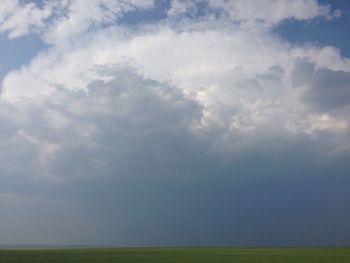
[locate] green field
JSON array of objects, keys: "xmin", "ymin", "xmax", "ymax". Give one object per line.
[{"xmin": 0, "ymin": 247, "xmax": 349, "ymax": 263}]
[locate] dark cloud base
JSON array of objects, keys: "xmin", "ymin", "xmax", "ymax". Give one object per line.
[{"xmin": 0, "ymin": 68, "xmax": 349, "ymax": 246}]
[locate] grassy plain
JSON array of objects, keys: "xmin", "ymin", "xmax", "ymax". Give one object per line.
[{"xmin": 0, "ymin": 247, "xmax": 349, "ymax": 263}]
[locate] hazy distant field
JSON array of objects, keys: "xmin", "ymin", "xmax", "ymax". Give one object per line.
[{"xmin": 0, "ymin": 247, "xmax": 349, "ymax": 263}]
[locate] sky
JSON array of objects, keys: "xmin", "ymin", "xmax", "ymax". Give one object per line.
[{"xmin": 0, "ymin": 0, "xmax": 349, "ymax": 247}]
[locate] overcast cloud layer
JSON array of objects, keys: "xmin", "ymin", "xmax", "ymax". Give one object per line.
[{"xmin": 0, "ymin": 0, "xmax": 349, "ymax": 246}]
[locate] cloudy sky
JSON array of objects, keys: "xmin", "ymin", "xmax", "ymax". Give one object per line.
[{"xmin": 0, "ymin": 0, "xmax": 349, "ymax": 247}]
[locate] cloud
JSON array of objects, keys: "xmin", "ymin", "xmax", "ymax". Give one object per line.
[
  {"xmin": 206, "ymin": 0, "xmax": 331, "ymax": 27},
  {"xmin": 0, "ymin": 67, "xmax": 206, "ymax": 244},
  {"xmin": 1, "ymin": 1, "xmax": 349, "ymax": 170},
  {"xmin": 167, "ymin": 0, "xmax": 199, "ymax": 18},
  {"xmin": 0, "ymin": 0, "xmax": 52, "ymax": 39},
  {"xmin": 0, "ymin": 0, "xmax": 155, "ymax": 40},
  {"xmin": 0, "ymin": 67, "xmax": 202, "ymax": 180},
  {"xmin": 0, "ymin": 0, "xmax": 350, "ymax": 246},
  {"xmin": 2, "ymin": 21, "xmax": 349, "ymax": 139},
  {"xmin": 1, "ymin": 0, "xmax": 349, "ymax": 186},
  {"xmin": 42, "ymin": 0, "xmax": 155, "ymax": 44},
  {"xmin": 1, "ymin": 65, "xmax": 349, "ymax": 245},
  {"xmin": 0, "ymin": 0, "xmax": 332, "ymax": 41},
  {"xmin": 167, "ymin": 0, "xmax": 332, "ymax": 28},
  {"xmin": 293, "ymin": 59, "xmax": 350, "ymax": 111}
]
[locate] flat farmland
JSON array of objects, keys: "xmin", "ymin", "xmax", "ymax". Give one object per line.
[{"xmin": 0, "ymin": 247, "xmax": 349, "ymax": 263}]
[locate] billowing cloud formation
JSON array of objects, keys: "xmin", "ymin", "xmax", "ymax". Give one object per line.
[
  {"xmin": 1, "ymin": 66, "xmax": 349, "ymax": 246},
  {"xmin": 0, "ymin": 0, "xmax": 349, "ymax": 246}
]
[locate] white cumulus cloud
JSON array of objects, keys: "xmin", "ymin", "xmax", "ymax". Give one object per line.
[{"xmin": 0, "ymin": 0, "xmax": 350, "ymax": 246}]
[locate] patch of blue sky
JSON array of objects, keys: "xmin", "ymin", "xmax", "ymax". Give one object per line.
[
  {"xmin": 0, "ymin": 34, "xmax": 47, "ymax": 82},
  {"xmin": 274, "ymin": 0, "xmax": 350, "ymax": 57},
  {"xmin": 119, "ymin": 0, "xmax": 171, "ymax": 26}
]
